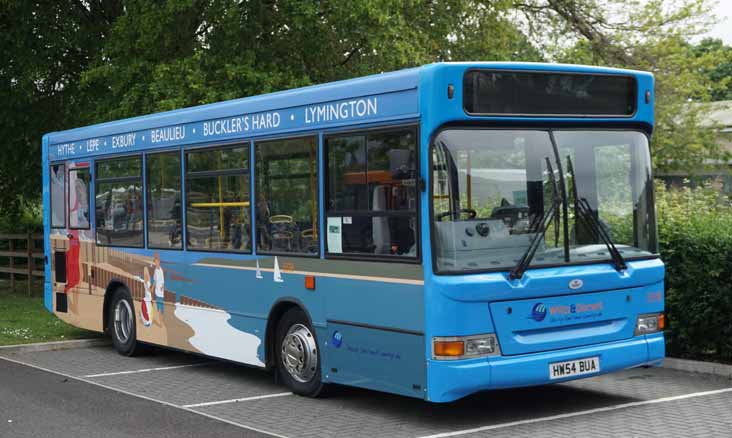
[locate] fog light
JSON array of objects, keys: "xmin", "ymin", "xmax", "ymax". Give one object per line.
[
  {"xmin": 635, "ymin": 313, "xmax": 664, "ymax": 336},
  {"xmin": 433, "ymin": 334, "xmax": 500, "ymax": 360}
]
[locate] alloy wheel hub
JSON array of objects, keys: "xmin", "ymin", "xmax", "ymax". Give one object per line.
[{"xmin": 281, "ymin": 323, "xmax": 318, "ymax": 383}]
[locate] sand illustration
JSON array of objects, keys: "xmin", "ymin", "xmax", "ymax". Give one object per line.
[{"xmin": 174, "ymin": 305, "xmax": 264, "ymax": 367}]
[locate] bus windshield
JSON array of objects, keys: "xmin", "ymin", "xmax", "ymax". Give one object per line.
[{"xmin": 431, "ymin": 129, "xmax": 657, "ymax": 274}]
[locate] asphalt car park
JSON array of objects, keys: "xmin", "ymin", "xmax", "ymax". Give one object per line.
[{"xmin": 1, "ymin": 344, "xmax": 731, "ymax": 438}]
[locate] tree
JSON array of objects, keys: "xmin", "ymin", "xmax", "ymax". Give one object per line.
[
  {"xmin": 79, "ymin": 0, "xmax": 541, "ymax": 122},
  {"xmin": 76, "ymin": 0, "xmax": 732, "ymax": 173},
  {"xmin": 690, "ymin": 38, "xmax": 732, "ymax": 101},
  {"xmin": 509, "ymin": 0, "xmax": 726, "ymax": 173},
  {"xmin": 2, "ymin": 0, "xmax": 540, "ymax": 227},
  {"xmin": 0, "ymin": 0, "xmax": 123, "ymax": 225},
  {"xmin": 2, "ymin": 0, "xmax": 729, "ymax": 228}
]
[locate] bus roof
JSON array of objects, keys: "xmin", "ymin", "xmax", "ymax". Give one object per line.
[{"xmin": 45, "ymin": 62, "xmax": 653, "ymax": 161}]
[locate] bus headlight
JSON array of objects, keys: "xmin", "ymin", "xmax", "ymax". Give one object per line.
[
  {"xmin": 635, "ymin": 313, "xmax": 665, "ymax": 336},
  {"xmin": 433, "ymin": 334, "xmax": 500, "ymax": 360}
]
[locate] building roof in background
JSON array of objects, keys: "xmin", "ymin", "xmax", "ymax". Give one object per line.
[{"xmin": 700, "ymin": 100, "xmax": 732, "ymax": 131}]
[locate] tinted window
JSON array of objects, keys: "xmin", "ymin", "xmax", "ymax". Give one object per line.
[
  {"xmin": 367, "ymin": 131, "xmax": 417, "ymax": 211},
  {"xmin": 69, "ymin": 168, "xmax": 90, "ymax": 229},
  {"xmin": 464, "ymin": 70, "xmax": 636, "ymax": 116},
  {"xmin": 256, "ymin": 137, "xmax": 319, "ymax": 255},
  {"xmin": 95, "ymin": 156, "xmax": 144, "ymax": 247},
  {"xmin": 97, "ymin": 158, "xmax": 142, "ymax": 179},
  {"xmin": 187, "ymin": 147, "xmax": 247, "ymax": 172},
  {"xmin": 328, "ymin": 135, "xmax": 367, "ymax": 211},
  {"xmin": 51, "ymin": 164, "xmax": 65, "ymax": 228},
  {"xmin": 186, "ymin": 145, "xmax": 251, "ymax": 252},
  {"xmin": 326, "ymin": 128, "xmax": 418, "ymax": 257},
  {"xmin": 147, "ymin": 152, "xmax": 182, "ymax": 249}
]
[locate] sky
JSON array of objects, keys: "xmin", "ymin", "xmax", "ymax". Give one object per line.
[{"xmin": 706, "ymin": 1, "xmax": 732, "ymax": 44}]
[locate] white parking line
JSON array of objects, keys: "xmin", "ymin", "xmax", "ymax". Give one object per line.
[
  {"xmin": 0, "ymin": 355, "xmax": 289, "ymax": 438},
  {"xmin": 183, "ymin": 392, "xmax": 293, "ymax": 408},
  {"xmin": 417, "ymin": 387, "xmax": 732, "ymax": 438},
  {"xmin": 83, "ymin": 362, "xmax": 212, "ymax": 378}
]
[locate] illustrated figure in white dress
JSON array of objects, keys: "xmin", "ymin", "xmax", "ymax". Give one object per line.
[{"xmin": 153, "ymin": 252, "xmax": 165, "ymax": 314}]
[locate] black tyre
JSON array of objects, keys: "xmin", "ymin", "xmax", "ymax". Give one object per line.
[
  {"xmin": 109, "ymin": 288, "xmax": 141, "ymax": 357},
  {"xmin": 275, "ymin": 308, "xmax": 326, "ymax": 397}
]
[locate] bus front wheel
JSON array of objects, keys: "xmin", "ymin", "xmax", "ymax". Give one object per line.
[
  {"xmin": 109, "ymin": 288, "xmax": 141, "ymax": 357},
  {"xmin": 275, "ymin": 308, "xmax": 326, "ymax": 397}
]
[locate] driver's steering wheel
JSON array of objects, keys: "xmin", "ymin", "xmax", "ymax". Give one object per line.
[{"xmin": 436, "ymin": 208, "xmax": 478, "ymax": 221}]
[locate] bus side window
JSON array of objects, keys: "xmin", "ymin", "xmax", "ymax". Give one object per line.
[
  {"xmin": 50, "ymin": 164, "xmax": 66, "ymax": 228},
  {"xmin": 325, "ymin": 127, "xmax": 418, "ymax": 258},
  {"xmin": 69, "ymin": 168, "xmax": 90, "ymax": 229},
  {"xmin": 95, "ymin": 156, "xmax": 144, "ymax": 247},
  {"xmin": 255, "ymin": 136, "xmax": 319, "ymax": 255},
  {"xmin": 147, "ymin": 152, "xmax": 182, "ymax": 249},
  {"xmin": 185, "ymin": 145, "xmax": 251, "ymax": 253}
]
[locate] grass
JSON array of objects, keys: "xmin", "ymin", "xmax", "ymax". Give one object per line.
[{"xmin": 0, "ymin": 279, "xmax": 99, "ymax": 346}]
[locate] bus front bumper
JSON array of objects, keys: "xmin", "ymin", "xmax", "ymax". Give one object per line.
[{"xmin": 426, "ymin": 332, "xmax": 664, "ymax": 403}]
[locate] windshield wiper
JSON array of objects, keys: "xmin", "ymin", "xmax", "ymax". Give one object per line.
[
  {"xmin": 509, "ymin": 158, "xmax": 561, "ymax": 280},
  {"xmin": 566, "ymin": 156, "xmax": 627, "ymax": 271}
]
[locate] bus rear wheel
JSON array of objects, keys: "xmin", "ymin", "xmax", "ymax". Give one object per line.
[
  {"xmin": 275, "ymin": 308, "xmax": 326, "ymax": 397},
  {"xmin": 109, "ymin": 288, "xmax": 141, "ymax": 357}
]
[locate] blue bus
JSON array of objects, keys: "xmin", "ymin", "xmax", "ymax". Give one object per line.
[{"xmin": 42, "ymin": 62, "xmax": 664, "ymax": 402}]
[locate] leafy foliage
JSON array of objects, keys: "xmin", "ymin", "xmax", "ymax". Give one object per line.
[
  {"xmin": 656, "ymin": 180, "xmax": 732, "ymax": 361},
  {"xmin": 691, "ymin": 38, "xmax": 732, "ymax": 101},
  {"xmin": 0, "ymin": 197, "xmax": 43, "ymax": 233},
  {"xmin": 1, "ymin": 0, "xmax": 123, "ymax": 224},
  {"xmin": 4, "ymin": 0, "xmax": 731, "ymax": 219},
  {"xmin": 3, "ymin": 0, "xmax": 542, "ymax": 224},
  {"xmin": 515, "ymin": 0, "xmax": 729, "ymax": 173},
  {"xmin": 79, "ymin": 0, "xmax": 541, "ymax": 121}
]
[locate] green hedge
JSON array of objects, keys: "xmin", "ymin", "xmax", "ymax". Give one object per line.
[{"xmin": 657, "ymin": 181, "xmax": 732, "ymax": 362}]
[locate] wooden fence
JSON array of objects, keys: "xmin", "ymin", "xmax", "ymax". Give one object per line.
[{"xmin": 0, "ymin": 233, "xmax": 44, "ymax": 295}]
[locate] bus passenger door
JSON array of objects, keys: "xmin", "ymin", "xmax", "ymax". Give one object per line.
[
  {"xmin": 66, "ymin": 165, "xmax": 93, "ymax": 298},
  {"xmin": 49, "ymin": 163, "xmax": 69, "ymax": 312}
]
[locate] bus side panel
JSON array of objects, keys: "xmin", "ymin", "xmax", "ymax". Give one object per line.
[
  {"xmin": 324, "ymin": 322, "xmax": 426, "ymax": 398},
  {"xmin": 321, "ymin": 276, "xmax": 426, "ymax": 399},
  {"xmin": 164, "ymin": 256, "xmax": 327, "ymax": 367},
  {"xmin": 135, "ymin": 256, "xmax": 267, "ymax": 366}
]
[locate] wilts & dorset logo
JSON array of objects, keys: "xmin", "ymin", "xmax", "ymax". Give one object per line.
[
  {"xmin": 529, "ymin": 301, "xmax": 604, "ymax": 323},
  {"xmin": 529, "ymin": 303, "xmax": 547, "ymax": 322}
]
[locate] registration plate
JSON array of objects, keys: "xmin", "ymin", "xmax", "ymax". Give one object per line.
[{"xmin": 549, "ymin": 356, "xmax": 600, "ymax": 380}]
